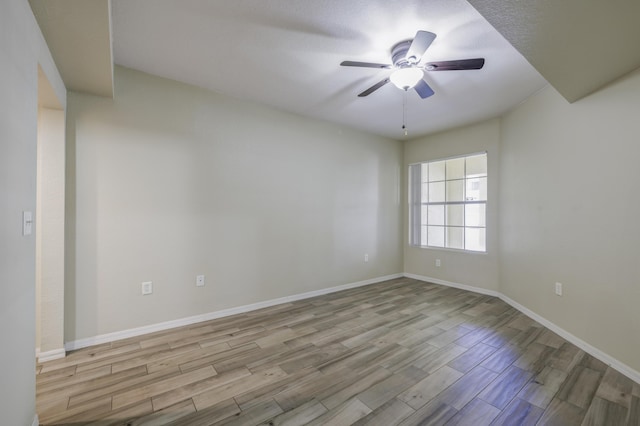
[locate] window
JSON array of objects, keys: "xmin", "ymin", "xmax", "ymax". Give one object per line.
[{"xmin": 409, "ymin": 152, "xmax": 487, "ymax": 252}]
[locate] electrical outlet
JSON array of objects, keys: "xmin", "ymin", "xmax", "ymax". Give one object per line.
[
  {"xmin": 142, "ymin": 281, "xmax": 153, "ymax": 295},
  {"xmin": 196, "ymin": 275, "xmax": 205, "ymax": 287},
  {"xmin": 364, "ymin": 253, "xmax": 369, "ymax": 262},
  {"xmin": 555, "ymin": 282, "xmax": 563, "ymax": 296},
  {"xmin": 435, "ymin": 259, "xmax": 441, "ymax": 267}
]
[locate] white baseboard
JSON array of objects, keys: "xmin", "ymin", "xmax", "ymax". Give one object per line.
[
  {"xmin": 37, "ymin": 348, "xmax": 66, "ymax": 363},
  {"xmin": 62, "ymin": 270, "xmax": 640, "ymax": 385},
  {"xmin": 32, "ymin": 414, "xmax": 39, "ymax": 426},
  {"xmin": 500, "ymin": 293, "xmax": 640, "ymax": 385},
  {"xmin": 65, "ymin": 273, "xmax": 404, "ymax": 351},
  {"xmin": 404, "ymin": 273, "xmax": 640, "ymax": 385}
]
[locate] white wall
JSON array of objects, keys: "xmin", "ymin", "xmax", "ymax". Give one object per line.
[
  {"xmin": 65, "ymin": 66, "xmax": 403, "ymax": 342},
  {"xmin": 36, "ymin": 107, "xmax": 66, "ymax": 357},
  {"xmin": 499, "ymin": 69, "xmax": 640, "ymax": 373},
  {"xmin": 0, "ymin": 0, "xmax": 65, "ymax": 424},
  {"xmin": 403, "ymin": 119, "xmax": 500, "ymax": 291}
]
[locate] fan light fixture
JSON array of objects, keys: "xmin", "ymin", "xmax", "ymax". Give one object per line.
[
  {"xmin": 340, "ymin": 30, "xmax": 485, "ymax": 100},
  {"xmin": 389, "ymin": 67, "xmax": 423, "ymax": 90}
]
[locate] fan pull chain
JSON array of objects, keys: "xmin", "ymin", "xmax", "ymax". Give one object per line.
[{"xmin": 402, "ymin": 91, "xmax": 408, "ymax": 136}]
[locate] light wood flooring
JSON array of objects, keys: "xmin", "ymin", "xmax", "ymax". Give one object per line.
[{"xmin": 36, "ymin": 277, "xmax": 640, "ymax": 425}]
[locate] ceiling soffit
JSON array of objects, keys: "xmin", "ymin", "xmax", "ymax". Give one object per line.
[
  {"xmin": 29, "ymin": 0, "xmax": 114, "ymax": 98},
  {"xmin": 467, "ymin": 0, "xmax": 640, "ymax": 103}
]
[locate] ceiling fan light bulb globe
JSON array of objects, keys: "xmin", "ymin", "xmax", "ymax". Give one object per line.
[{"xmin": 390, "ymin": 68, "xmax": 423, "ymax": 90}]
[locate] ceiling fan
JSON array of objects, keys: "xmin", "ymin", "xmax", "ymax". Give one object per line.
[{"xmin": 340, "ymin": 30, "xmax": 485, "ymax": 99}]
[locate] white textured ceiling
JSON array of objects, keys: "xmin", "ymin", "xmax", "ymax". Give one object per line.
[{"xmin": 111, "ymin": 0, "xmax": 548, "ymax": 139}]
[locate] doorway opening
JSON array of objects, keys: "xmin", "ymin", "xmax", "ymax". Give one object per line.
[{"xmin": 35, "ymin": 64, "xmax": 66, "ymax": 362}]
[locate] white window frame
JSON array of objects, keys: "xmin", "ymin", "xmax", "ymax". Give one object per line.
[{"xmin": 408, "ymin": 152, "xmax": 487, "ymax": 252}]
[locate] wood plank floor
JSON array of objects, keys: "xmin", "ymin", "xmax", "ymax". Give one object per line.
[{"xmin": 36, "ymin": 278, "xmax": 640, "ymax": 425}]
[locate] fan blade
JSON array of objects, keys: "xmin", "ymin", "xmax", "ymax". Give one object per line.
[
  {"xmin": 358, "ymin": 78, "xmax": 390, "ymax": 97},
  {"xmin": 424, "ymin": 58, "xmax": 485, "ymax": 71},
  {"xmin": 414, "ymin": 79, "xmax": 435, "ymax": 99},
  {"xmin": 405, "ymin": 31, "xmax": 436, "ymax": 63},
  {"xmin": 340, "ymin": 61, "xmax": 392, "ymax": 69}
]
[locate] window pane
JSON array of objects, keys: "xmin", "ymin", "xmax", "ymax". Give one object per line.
[
  {"xmin": 421, "ymin": 226, "xmax": 427, "ymax": 246},
  {"xmin": 429, "ymin": 160, "xmax": 445, "ymax": 182},
  {"xmin": 421, "ymin": 183, "xmax": 428, "ymax": 203},
  {"xmin": 421, "ymin": 205, "xmax": 428, "ymax": 225},
  {"xmin": 446, "ymin": 204, "xmax": 464, "ymax": 226},
  {"xmin": 421, "ymin": 163, "xmax": 429, "ymax": 182},
  {"xmin": 466, "ymin": 154, "xmax": 487, "ymax": 177},
  {"xmin": 446, "ymin": 157, "xmax": 465, "ymax": 180},
  {"xmin": 428, "ymin": 226, "xmax": 445, "ymax": 247},
  {"xmin": 477, "ymin": 177, "xmax": 487, "ymax": 201},
  {"xmin": 465, "ymin": 227, "xmax": 486, "ymax": 252},
  {"xmin": 446, "ymin": 227, "xmax": 464, "ymax": 249},
  {"xmin": 446, "ymin": 179, "xmax": 465, "ymax": 202},
  {"xmin": 429, "ymin": 181, "xmax": 445, "ymax": 202},
  {"xmin": 428, "ymin": 205, "xmax": 444, "ymax": 226},
  {"xmin": 465, "ymin": 203, "xmax": 486, "ymax": 227},
  {"xmin": 466, "ymin": 177, "xmax": 487, "ymax": 201}
]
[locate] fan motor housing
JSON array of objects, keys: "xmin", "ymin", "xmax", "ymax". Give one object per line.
[{"xmin": 391, "ymin": 40, "xmax": 414, "ymax": 68}]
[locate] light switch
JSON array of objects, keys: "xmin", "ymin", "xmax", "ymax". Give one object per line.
[{"xmin": 23, "ymin": 211, "xmax": 33, "ymax": 236}]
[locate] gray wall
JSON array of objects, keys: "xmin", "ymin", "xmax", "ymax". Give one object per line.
[
  {"xmin": 0, "ymin": 1, "xmax": 65, "ymax": 424},
  {"xmin": 499, "ymin": 69, "xmax": 640, "ymax": 372},
  {"xmin": 403, "ymin": 68, "xmax": 640, "ymax": 374},
  {"xmin": 403, "ymin": 119, "xmax": 500, "ymax": 292},
  {"xmin": 65, "ymin": 66, "xmax": 403, "ymax": 342}
]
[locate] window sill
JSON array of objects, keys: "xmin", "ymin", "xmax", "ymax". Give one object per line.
[{"xmin": 408, "ymin": 244, "xmax": 488, "ymax": 255}]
